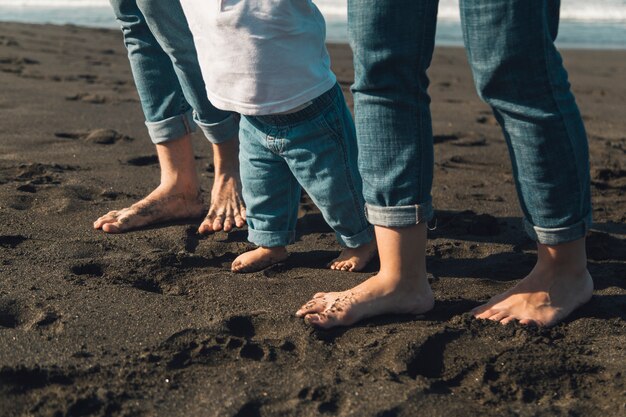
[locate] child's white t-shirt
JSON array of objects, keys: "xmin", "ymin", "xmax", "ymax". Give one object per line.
[{"xmin": 180, "ymin": 0, "xmax": 337, "ymax": 116}]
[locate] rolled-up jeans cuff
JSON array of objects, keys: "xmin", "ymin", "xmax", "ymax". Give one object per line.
[
  {"xmin": 248, "ymin": 229, "xmax": 295, "ymax": 248},
  {"xmin": 336, "ymin": 225, "xmax": 374, "ymax": 248},
  {"xmin": 145, "ymin": 110, "xmax": 196, "ymax": 145},
  {"xmin": 523, "ymin": 213, "xmax": 591, "ymax": 245},
  {"xmin": 364, "ymin": 200, "xmax": 434, "ymax": 228},
  {"xmin": 193, "ymin": 112, "xmax": 240, "ymax": 144}
]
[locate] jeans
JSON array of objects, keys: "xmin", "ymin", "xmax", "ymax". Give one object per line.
[
  {"xmin": 238, "ymin": 84, "xmax": 374, "ymax": 248},
  {"xmin": 109, "ymin": 0, "xmax": 239, "ymax": 144},
  {"xmin": 348, "ymin": 0, "xmax": 592, "ymax": 245}
]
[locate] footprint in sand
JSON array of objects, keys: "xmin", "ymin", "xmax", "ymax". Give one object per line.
[
  {"xmin": 125, "ymin": 155, "xmax": 159, "ymax": 167},
  {"xmin": 0, "ymin": 36, "xmax": 19, "ymax": 47},
  {"xmin": 451, "ymin": 132, "xmax": 488, "ymax": 147},
  {"xmin": 54, "ymin": 129, "xmax": 133, "ymax": 145},
  {"xmin": 433, "ymin": 134, "xmax": 459, "ymax": 144},
  {"xmin": 0, "ymin": 297, "xmax": 61, "ymax": 332},
  {"xmin": 476, "ymin": 111, "xmax": 499, "ymax": 126},
  {"xmin": 0, "ymin": 235, "xmax": 27, "ymax": 249},
  {"xmin": 65, "ymin": 93, "xmax": 107, "ymax": 104},
  {"xmin": 0, "ymin": 56, "xmax": 39, "ymax": 74}
]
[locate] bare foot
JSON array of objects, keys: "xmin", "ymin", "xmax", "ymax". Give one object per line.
[
  {"xmin": 329, "ymin": 239, "xmax": 377, "ymax": 271},
  {"xmin": 231, "ymin": 246, "xmax": 288, "ymax": 273},
  {"xmin": 199, "ymin": 139, "xmax": 246, "ymax": 234},
  {"xmin": 198, "ymin": 170, "xmax": 246, "ymax": 234},
  {"xmin": 295, "ymin": 272, "xmax": 434, "ymax": 328},
  {"xmin": 94, "ymin": 134, "xmax": 205, "ymax": 233},
  {"xmin": 298, "ymin": 223, "xmax": 433, "ymax": 328},
  {"xmin": 472, "ymin": 238, "xmax": 593, "ymax": 327},
  {"xmin": 94, "ymin": 185, "xmax": 203, "ymax": 233}
]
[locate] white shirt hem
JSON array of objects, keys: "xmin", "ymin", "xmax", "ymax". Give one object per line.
[{"xmin": 206, "ymin": 75, "xmax": 337, "ymax": 116}]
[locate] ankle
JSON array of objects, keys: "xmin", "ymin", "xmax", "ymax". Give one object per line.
[
  {"xmin": 156, "ymin": 177, "xmax": 200, "ymax": 196},
  {"xmin": 536, "ymin": 238, "xmax": 588, "ymax": 271},
  {"xmin": 375, "ymin": 268, "xmax": 431, "ymax": 294},
  {"xmin": 260, "ymin": 246, "xmax": 288, "ymax": 255}
]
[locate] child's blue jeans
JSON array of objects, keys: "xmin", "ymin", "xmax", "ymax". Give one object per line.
[{"xmin": 239, "ymin": 84, "xmax": 374, "ymax": 248}]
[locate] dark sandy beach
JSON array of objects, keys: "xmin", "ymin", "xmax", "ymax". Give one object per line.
[{"xmin": 0, "ymin": 22, "xmax": 625, "ymax": 417}]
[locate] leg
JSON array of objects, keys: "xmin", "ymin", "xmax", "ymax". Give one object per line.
[
  {"xmin": 460, "ymin": 0, "xmax": 593, "ymax": 326},
  {"xmin": 296, "ymin": 0, "xmax": 439, "ymax": 327},
  {"xmin": 231, "ymin": 118, "xmax": 300, "ymax": 273},
  {"xmin": 278, "ymin": 85, "xmax": 376, "ymax": 272},
  {"xmin": 135, "ymin": 0, "xmax": 245, "ymax": 233},
  {"xmin": 96, "ymin": 0, "xmax": 204, "ymax": 233}
]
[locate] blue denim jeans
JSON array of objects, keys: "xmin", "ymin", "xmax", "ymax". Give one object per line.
[
  {"xmin": 238, "ymin": 84, "xmax": 374, "ymax": 248},
  {"xmin": 109, "ymin": 0, "xmax": 239, "ymax": 144},
  {"xmin": 348, "ymin": 0, "xmax": 592, "ymax": 245}
]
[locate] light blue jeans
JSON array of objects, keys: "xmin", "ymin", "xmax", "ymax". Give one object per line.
[
  {"xmin": 109, "ymin": 0, "xmax": 239, "ymax": 144},
  {"xmin": 239, "ymin": 84, "xmax": 374, "ymax": 248},
  {"xmin": 348, "ymin": 0, "xmax": 592, "ymax": 245}
]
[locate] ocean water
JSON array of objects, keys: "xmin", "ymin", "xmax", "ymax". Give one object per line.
[{"xmin": 0, "ymin": 0, "xmax": 625, "ymax": 49}]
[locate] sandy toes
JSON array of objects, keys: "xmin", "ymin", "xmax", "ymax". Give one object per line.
[
  {"xmin": 472, "ymin": 268, "xmax": 593, "ymax": 327},
  {"xmin": 296, "ymin": 272, "xmax": 434, "ymax": 328},
  {"xmin": 329, "ymin": 239, "xmax": 378, "ymax": 272},
  {"xmin": 93, "ymin": 186, "xmax": 203, "ymax": 233}
]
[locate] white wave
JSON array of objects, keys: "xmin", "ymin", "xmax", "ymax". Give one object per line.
[
  {"xmin": 0, "ymin": 0, "xmax": 109, "ymax": 6},
  {"xmin": 316, "ymin": 0, "xmax": 626, "ymax": 22},
  {"xmin": 2, "ymin": 0, "xmax": 625, "ymax": 22}
]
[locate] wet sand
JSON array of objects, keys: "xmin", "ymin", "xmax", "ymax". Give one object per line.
[{"xmin": 0, "ymin": 23, "xmax": 625, "ymax": 417}]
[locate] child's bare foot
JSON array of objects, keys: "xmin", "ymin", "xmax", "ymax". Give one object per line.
[
  {"xmin": 329, "ymin": 239, "xmax": 377, "ymax": 272},
  {"xmin": 473, "ymin": 238, "xmax": 593, "ymax": 327},
  {"xmin": 296, "ymin": 271, "xmax": 434, "ymax": 328},
  {"xmin": 231, "ymin": 246, "xmax": 288, "ymax": 273},
  {"xmin": 94, "ymin": 185, "xmax": 203, "ymax": 233}
]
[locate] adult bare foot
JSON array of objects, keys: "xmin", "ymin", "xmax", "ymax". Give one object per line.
[
  {"xmin": 473, "ymin": 238, "xmax": 593, "ymax": 327},
  {"xmin": 94, "ymin": 135, "xmax": 204, "ymax": 233},
  {"xmin": 231, "ymin": 246, "xmax": 288, "ymax": 273},
  {"xmin": 199, "ymin": 139, "xmax": 246, "ymax": 234},
  {"xmin": 94, "ymin": 185, "xmax": 203, "ymax": 233},
  {"xmin": 295, "ymin": 272, "xmax": 434, "ymax": 328},
  {"xmin": 329, "ymin": 239, "xmax": 377, "ymax": 271},
  {"xmin": 297, "ymin": 223, "xmax": 434, "ymax": 328}
]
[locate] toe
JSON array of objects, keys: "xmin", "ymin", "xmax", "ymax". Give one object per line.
[
  {"xmin": 212, "ymin": 216, "xmax": 224, "ymax": 232},
  {"xmin": 198, "ymin": 216, "xmax": 216, "ymax": 234},
  {"xmin": 475, "ymin": 308, "xmax": 498, "ymax": 320},
  {"xmin": 94, "ymin": 213, "xmax": 117, "ymax": 229},
  {"xmin": 223, "ymin": 217, "xmax": 234, "ymax": 232},
  {"xmin": 231, "ymin": 259, "xmax": 243, "ymax": 272},
  {"xmin": 489, "ymin": 311, "xmax": 509, "ymax": 322},
  {"xmin": 296, "ymin": 298, "xmax": 326, "ymax": 317},
  {"xmin": 472, "ymin": 304, "xmax": 494, "ymax": 317},
  {"xmin": 519, "ymin": 318, "xmax": 537, "ymax": 326},
  {"xmin": 500, "ymin": 316, "xmax": 517, "ymax": 325},
  {"xmin": 234, "ymin": 213, "xmax": 245, "ymax": 228},
  {"xmin": 304, "ymin": 313, "xmax": 322, "ymax": 325},
  {"xmin": 313, "ymin": 292, "xmax": 325, "ymax": 299},
  {"xmin": 308, "ymin": 312, "xmax": 341, "ymax": 329},
  {"xmin": 102, "ymin": 222, "xmax": 123, "ymax": 234}
]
